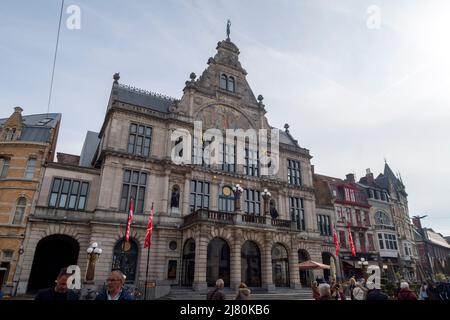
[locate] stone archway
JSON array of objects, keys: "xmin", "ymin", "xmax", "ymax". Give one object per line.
[
  {"xmin": 181, "ymin": 239, "xmax": 195, "ymax": 287},
  {"xmin": 27, "ymin": 234, "xmax": 79, "ymax": 293},
  {"xmin": 298, "ymin": 249, "xmax": 311, "ymax": 287},
  {"xmin": 272, "ymin": 243, "xmax": 289, "ymax": 287},
  {"xmin": 241, "ymin": 241, "xmax": 261, "ymax": 287},
  {"xmin": 206, "ymin": 238, "xmax": 230, "ymax": 287}
]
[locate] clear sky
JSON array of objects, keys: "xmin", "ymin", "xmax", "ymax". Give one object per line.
[{"xmin": 1, "ymin": 0, "xmax": 449, "ymax": 235}]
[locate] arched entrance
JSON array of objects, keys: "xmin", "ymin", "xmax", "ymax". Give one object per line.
[
  {"xmin": 241, "ymin": 241, "xmax": 261, "ymax": 287},
  {"xmin": 321, "ymin": 252, "xmax": 334, "ymax": 282},
  {"xmin": 207, "ymin": 238, "xmax": 230, "ymax": 287},
  {"xmin": 181, "ymin": 239, "xmax": 195, "ymax": 287},
  {"xmin": 298, "ymin": 249, "xmax": 311, "ymax": 287},
  {"xmin": 272, "ymin": 243, "xmax": 289, "ymax": 287},
  {"xmin": 27, "ymin": 235, "xmax": 79, "ymax": 293},
  {"xmin": 112, "ymin": 238, "xmax": 138, "ymax": 283}
]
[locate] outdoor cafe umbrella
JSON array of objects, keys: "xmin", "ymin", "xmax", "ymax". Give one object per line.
[{"xmin": 298, "ymin": 260, "xmax": 331, "ymax": 270}]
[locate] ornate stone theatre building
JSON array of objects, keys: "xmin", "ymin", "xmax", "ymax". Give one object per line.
[{"xmin": 17, "ymin": 36, "xmax": 337, "ymax": 298}]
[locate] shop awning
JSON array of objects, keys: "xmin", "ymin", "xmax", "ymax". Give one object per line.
[{"xmin": 298, "ymin": 260, "xmax": 330, "ymax": 270}]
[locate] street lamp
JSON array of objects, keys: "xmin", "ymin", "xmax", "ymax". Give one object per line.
[
  {"xmin": 358, "ymin": 258, "xmax": 369, "ymax": 280},
  {"xmin": 86, "ymin": 242, "xmax": 102, "ymax": 282},
  {"xmin": 261, "ymin": 189, "xmax": 271, "ymax": 216},
  {"xmin": 232, "ymin": 184, "xmax": 244, "ymax": 212}
]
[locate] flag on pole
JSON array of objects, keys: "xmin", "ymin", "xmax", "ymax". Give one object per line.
[
  {"xmin": 333, "ymin": 227, "xmax": 340, "ymax": 258},
  {"xmin": 144, "ymin": 204, "xmax": 154, "ymax": 248},
  {"xmin": 125, "ymin": 198, "xmax": 134, "ymax": 242},
  {"xmin": 348, "ymin": 222, "xmax": 356, "ymax": 256}
]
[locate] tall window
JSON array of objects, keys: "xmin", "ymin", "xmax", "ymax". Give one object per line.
[
  {"xmin": 128, "ymin": 123, "xmax": 152, "ymax": 157},
  {"xmin": 12, "ymin": 197, "xmax": 26, "ymax": 225},
  {"xmin": 378, "ymin": 233, "xmax": 384, "ymax": 249},
  {"xmin": 24, "ymin": 158, "xmax": 36, "ymax": 179},
  {"xmin": 244, "ymin": 147, "xmax": 259, "ymax": 176},
  {"xmin": 120, "ymin": 170, "xmax": 147, "ymax": 214},
  {"xmin": 339, "ymin": 231, "xmax": 347, "ymax": 248},
  {"xmin": 228, "ymin": 76, "xmax": 235, "ymax": 92},
  {"xmin": 219, "ymin": 186, "xmax": 234, "ymax": 213},
  {"xmin": 0, "ymin": 158, "xmax": 9, "ymax": 178},
  {"xmin": 244, "ymin": 189, "xmax": 261, "ymax": 215},
  {"xmin": 48, "ymin": 178, "xmax": 89, "ymax": 210},
  {"xmin": 287, "ymin": 160, "xmax": 301, "ymax": 185},
  {"xmin": 368, "ymin": 234, "xmax": 375, "ymax": 251},
  {"xmin": 317, "ymin": 215, "xmax": 331, "ymax": 236},
  {"xmin": 290, "ymin": 197, "xmax": 305, "ymax": 231},
  {"xmin": 189, "ymin": 180, "xmax": 210, "ymax": 213},
  {"xmin": 220, "ymin": 142, "xmax": 235, "ymax": 172},
  {"xmin": 220, "ymin": 74, "xmax": 228, "ymax": 90}
]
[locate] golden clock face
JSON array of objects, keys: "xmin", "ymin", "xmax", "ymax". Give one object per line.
[
  {"xmin": 222, "ymin": 186, "xmax": 232, "ymax": 196},
  {"xmin": 122, "ymin": 241, "xmax": 131, "ymax": 252}
]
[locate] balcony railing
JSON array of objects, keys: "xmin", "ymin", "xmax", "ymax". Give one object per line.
[
  {"xmin": 271, "ymin": 218, "xmax": 291, "ymax": 229},
  {"xmin": 241, "ymin": 214, "xmax": 266, "ymax": 225},
  {"xmin": 183, "ymin": 209, "xmax": 235, "ymax": 226}
]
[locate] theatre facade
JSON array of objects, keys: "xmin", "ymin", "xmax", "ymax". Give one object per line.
[{"xmin": 16, "ymin": 36, "xmax": 338, "ymax": 297}]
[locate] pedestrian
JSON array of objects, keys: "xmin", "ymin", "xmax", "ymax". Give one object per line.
[
  {"xmin": 317, "ymin": 283, "xmax": 332, "ymax": 300},
  {"xmin": 397, "ymin": 281, "xmax": 417, "ymax": 300},
  {"xmin": 426, "ymin": 281, "xmax": 439, "ymax": 300},
  {"xmin": 207, "ymin": 279, "xmax": 226, "ymax": 300},
  {"xmin": 349, "ymin": 276, "xmax": 356, "ymax": 300},
  {"xmin": 352, "ymin": 282, "xmax": 367, "ymax": 300},
  {"xmin": 235, "ymin": 282, "xmax": 251, "ymax": 300},
  {"xmin": 419, "ymin": 282, "xmax": 429, "ymax": 300},
  {"xmin": 95, "ymin": 270, "xmax": 133, "ymax": 300},
  {"xmin": 34, "ymin": 267, "xmax": 79, "ymax": 300},
  {"xmin": 366, "ymin": 288, "xmax": 388, "ymax": 300},
  {"xmin": 331, "ymin": 283, "xmax": 346, "ymax": 300},
  {"xmin": 311, "ymin": 281, "xmax": 320, "ymax": 300}
]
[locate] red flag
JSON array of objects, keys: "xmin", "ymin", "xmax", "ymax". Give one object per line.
[
  {"xmin": 144, "ymin": 205, "xmax": 153, "ymax": 248},
  {"xmin": 125, "ymin": 199, "xmax": 133, "ymax": 242},
  {"xmin": 333, "ymin": 228, "xmax": 340, "ymax": 257},
  {"xmin": 348, "ymin": 222, "xmax": 356, "ymax": 256}
]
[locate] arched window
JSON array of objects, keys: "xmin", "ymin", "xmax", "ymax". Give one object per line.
[
  {"xmin": 0, "ymin": 157, "xmax": 10, "ymax": 178},
  {"xmin": 25, "ymin": 158, "xmax": 36, "ymax": 180},
  {"xmin": 112, "ymin": 238, "xmax": 138, "ymax": 282},
  {"xmin": 228, "ymin": 76, "xmax": 235, "ymax": 92},
  {"xmin": 5, "ymin": 129, "xmax": 13, "ymax": 141},
  {"xmin": 12, "ymin": 197, "xmax": 26, "ymax": 225},
  {"xmin": 220, "ymin": 74, "xmax": 228, "ymax": 90},
  {"xmin": 170, "ymin": 185, "xmax": 180, "ymax": 209},
  {"xmin": 375, "ymin": 211, "xmax": 392, "ymax": 226}
]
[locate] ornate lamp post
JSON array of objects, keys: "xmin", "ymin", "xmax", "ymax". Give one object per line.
[
  {"xmin": 357, "ymin": 257, "xmax": 369, "ymax": 280},
  {"xmin": 232, "ymin": 184, "xmax": 243, "ymax": 212},
  {"xmin": 86, "ymin": 242, "xmax": 102, "ymax": 282},
  {"xmin": 261, "ymin": 189, "xmax": 271, "ymax": 216}
]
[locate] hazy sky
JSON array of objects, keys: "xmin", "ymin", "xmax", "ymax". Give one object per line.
[{"xmin": 1, "ymin": 0, "xmax": 449, "ymax": 235}]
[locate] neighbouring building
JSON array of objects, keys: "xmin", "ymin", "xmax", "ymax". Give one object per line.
[
  {"xmin": 0, "ymin": 107, "xmax": 60, "ymax": 295},
  {"xmin": 412, "ymin": 217, "xmax": 450, "ymax": 281},
  {"xmin": 314, "ymin": 173, "xmax": 378, "ymax": 280}
]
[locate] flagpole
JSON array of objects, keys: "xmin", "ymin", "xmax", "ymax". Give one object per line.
[{"xmin": 144, "ymin": 202, "xmax": 153, "ymax": 300}]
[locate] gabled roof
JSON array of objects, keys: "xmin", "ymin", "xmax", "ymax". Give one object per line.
[
  {"xmin": 0, "ymin": 113, "xmax": 61, "ymax": 143},
  {"xmin": 115, "ymin": 83, "xmax": 177, "ymax": 114}
]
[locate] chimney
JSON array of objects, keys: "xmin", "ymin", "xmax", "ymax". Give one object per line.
[
  {"xmin": 345, "ymin": 173, "xmax": 355, "ymax": 183},
  {"xmin": 14, "ymin": 106, "xmax": 23, "ymax": 114},
  {"xmin": 366, "ymin": 168, "xmax": 374, "ymax": 183},
  {"xmin": 412, "ymin": 217, "xmax": 422, "ymax": 229},
  {"xmin": 57, "ymin": 152, "xmax": 80, "ymax": 166}
]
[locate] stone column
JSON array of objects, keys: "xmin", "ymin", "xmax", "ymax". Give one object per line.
[
  {"xmin": 262, "ymin": 239, "xmax": 275, "ymax": 292},
  {"xmin": 161, "ymin": 171, "xmax": 170, "ymax": 215},
  {"xmin": 230, "ymin": 231, "xmax": 242, "ymax": 289},
  {"xmin": 193, "ymin": 230, "xmax": 208, "ymax": 292},
  {"xmin": 289, "ymin": 247, "xmax": 301, "ymax": 289},
  {"xmin": 211, "ymin": 183, "xmax": 218, "ymax": 211},
  {"xmin": 182, "ymin": 177, "xmax": 190, "ymax": 216}
]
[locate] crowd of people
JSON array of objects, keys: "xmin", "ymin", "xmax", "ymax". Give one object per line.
[{"xmin": 311, "ymin": 276, "xmax": 450, "ymax": 300}]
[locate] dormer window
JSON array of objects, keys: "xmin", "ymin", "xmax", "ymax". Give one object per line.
[
  {"xmin": 228, "ymin": 76, "xmax": 235, "ymax": 92},
  {"xmin": 219, "ymin": 73, "xmax": 236, "ymax": 92}
]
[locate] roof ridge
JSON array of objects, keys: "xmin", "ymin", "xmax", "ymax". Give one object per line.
[{"xmin": 118, "ymin": 83, "xmax": 177, "ymax": 102}]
